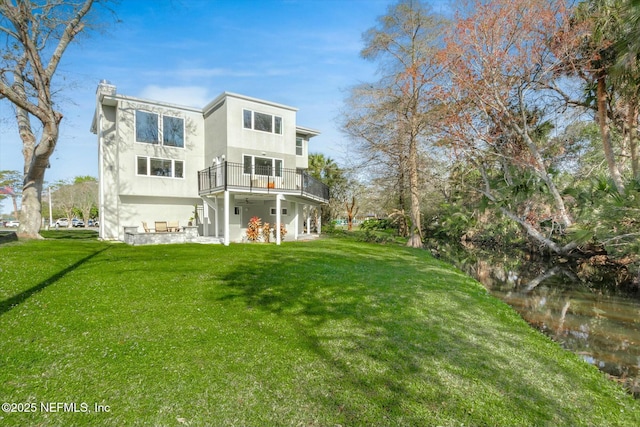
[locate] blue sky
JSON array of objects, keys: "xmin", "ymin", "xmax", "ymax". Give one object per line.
[{"xmin": 0, "ymin": 0, "xmax": 450, "ymax": 214}]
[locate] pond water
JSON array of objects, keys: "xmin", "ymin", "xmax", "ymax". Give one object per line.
[{"xmin": 436, "ymin": 245, "xmax": 640, "ymax": 396}]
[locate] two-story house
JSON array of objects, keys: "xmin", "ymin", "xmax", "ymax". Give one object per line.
[{"xmin": 90, "ymin": 81, "xmax": 328, "ymax": 245}]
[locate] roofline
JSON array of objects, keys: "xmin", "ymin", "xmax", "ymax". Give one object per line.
[
  {"xmin": 203, "ymin": 92, "xmax": 298, "ymax": 115},
  {"xmin": 98, "ymin": 92, "xmax": 204, "ymax": 113},
  {"xmin": 296, "ymin": 126, "xmax": 321, "ymax": 138}
]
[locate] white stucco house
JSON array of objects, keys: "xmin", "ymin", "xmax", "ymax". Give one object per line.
[{"xmin": 90, "ymin": 81, "xmax": 328, "ymax": 245}]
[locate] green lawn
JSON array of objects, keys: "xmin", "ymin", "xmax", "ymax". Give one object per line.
[{"xmin": 1, "ymin": 235, "xmax": 639, "ymax": 426}]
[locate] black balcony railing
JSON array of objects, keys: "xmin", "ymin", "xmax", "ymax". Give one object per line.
[{"xmin": 198, "ymin": 162, "xmax": 329, "ymax": 203}]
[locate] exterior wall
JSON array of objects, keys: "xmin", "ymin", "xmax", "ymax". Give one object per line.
[
  {"xmin": 203, "ymin": 98, "xmax": 228, "ymax": 166},
  {"xmin": 98, "ymin": 95, "xmax": 205, "ymax": 240},
  {"xmin": 98, "ymin": 104, "xmax": 120, "ymax": 240},
  {"xmin": 119, "ymin": 195, "xmax": 201, "ymax": 233},
  {"xmin": 224, "ymin": 95, "xmax": 298, "ymax": 169},
  {"xmin": 116, "ymin": 99, "xmax": 204, "ymax": 198}
]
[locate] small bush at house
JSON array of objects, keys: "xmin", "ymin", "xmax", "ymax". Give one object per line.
[
  {"xmin": 262, "ymin": 222, "xmax": 272, "ymax": 242},
  {"xmin": 246, "ymin": 216, "xmax": 261, "ymax": 241}
]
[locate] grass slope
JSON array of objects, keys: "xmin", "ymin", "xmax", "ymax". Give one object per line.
[{"xmin": 0, "ymin": 236, "xmax": 638, "ymax": 426}]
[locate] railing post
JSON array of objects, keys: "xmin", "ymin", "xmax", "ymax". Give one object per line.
[{"xmin": 224, "ymin": 161, "xmax": 228, "ymax": 191}]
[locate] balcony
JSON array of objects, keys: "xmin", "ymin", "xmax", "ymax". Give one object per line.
[{"xmin": 198, "ymin": 162, "xmax": 329, "ymax": 203}]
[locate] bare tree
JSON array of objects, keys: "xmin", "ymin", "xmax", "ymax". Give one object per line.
[
  {"xmin": 52, "ymin": 180, "xmax": 76, "ymax": 227},
  {"xmin": 0, "ymin": 0, "xmax": 102, "ymax": 238},
  {"xmin": 343, "ymin": 0, "xmax": 446, "ymax": 248},
  {"xmin": 73, "ymin": 176, "xmax": 98, "ymax": 226},
  {"xmin": 434, "ymin": 0, "xmax": 585, "ymax": 254}
]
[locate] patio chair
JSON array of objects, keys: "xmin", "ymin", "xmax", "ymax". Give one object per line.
[
  {"xmin": 155, "ymin": 221, "xmax": 168, "ymax": 232},
  {"xmin": 167, "ymin": 220, "xmax": 180, "ymax": 232},
  {"xmin": 142, "ymin": 221, "xmax": 151, "ymax": 233}
]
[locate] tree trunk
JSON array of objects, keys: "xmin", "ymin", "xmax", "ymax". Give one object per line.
[
  {"xmin": 597, "ymin": 76, "xmax": 625, "ymax": 193},
  {"xmin": 345, "ymin": 196, "xmax": 358, "ymax": 231},
  {"xmin": 11, "ymin": 195, "xmax": 19, "ymax": 218},
  {"xmin": 16, "ymin": 111, "xmax": 58, "ymax": 239},
  {"xmin": 407, "ymin": 134, "xmax": 423, "ymax": 248},
  {"xmin": 628, "ymin": 98, "xmax": 639, "ymax": 180}
]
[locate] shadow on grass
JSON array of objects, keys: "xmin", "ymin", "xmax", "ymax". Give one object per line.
[
  {"xmin": 40, "ymin": 229, "xmax": 99, "ymax": 240},
  {"xmin": 217, "ymin": 241, "xmax": 612, "ymax": 425},
  {"xmin": 0, "ymin": 231, "xmax": 18, "ymax": 244},
  {"xmin": 0, "ymin": 246, "xmax": 109, "ymax": 316}
]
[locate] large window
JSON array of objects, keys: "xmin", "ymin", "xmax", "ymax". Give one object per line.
[
  {"xmin": 135, "ymin": 110, "xmax": 184, "ymax": 147},
  {"xmin": 242, "ymin": 109, "xmax": 282, "ymax": 135},
  {"xmin": 163, "ymin": 116, "xmax": 184, "ymax": 147},
  {"xmin": 243, "ymin": 155, "xmax": 283, "ymax": 177},
  {"xmin": 136, "ymin": 156, "xmax": 184, "ymax": 178},
  {"xmin": 136, "ymin": 111, "xmax": 159, "ymax": 143}
]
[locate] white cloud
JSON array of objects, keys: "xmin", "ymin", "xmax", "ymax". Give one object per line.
[{"xmin": 137, "ymin": 85, "xmax": 212, "ymax": 108}]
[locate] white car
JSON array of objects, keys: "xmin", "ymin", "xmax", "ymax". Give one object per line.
[
  {"xmin": 55, "ymin": 218, "xmax": 69, "ymax": 227},
  {"xmin": 5, "ymin": 220, "xmax": 19, "ymax": 227}
]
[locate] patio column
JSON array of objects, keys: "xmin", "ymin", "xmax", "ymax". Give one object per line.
[
  {"xmin": 276, "ymin": 194, "xmax": 282, "ymax": 245},
  {"xmin": 306, "ymin": 205, "xmax": 311, "ymax": 235},
  {"xmin": 317, "ymin": 208, "xmax": 321, "ymax": 235},
  {"xmin": 223, "ymin": 190, "xmax": 230, "ymax": 246},
  {"xmin": 214, "ymin": 196, "xmax": 219, "ymax": 238},
  {"xmin": 203, "ymin": 199, "xmax": 209, "ymax": 236},
  {"xmin": 293, "ymin": 202, "xmax": 299, "ymax": 240}
]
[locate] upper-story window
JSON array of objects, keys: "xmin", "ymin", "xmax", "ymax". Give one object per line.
[
  {"xmin": 296, "ymin": 137, "xmax": 304, "ymax": 156},
  {"xmin": 243, "ymin": 109, "xmax": 282, "ymax": 134},
  {"xmin": 163, "ymin": 116, "xmax": 184, "ymax": 147},
  {"xmin": 135, "ymin": 110, "xmax": 184, "ymax": 147}
]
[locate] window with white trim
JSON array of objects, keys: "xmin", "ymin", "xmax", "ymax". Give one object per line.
[
  {"xmin": 136, "ymin": 156, "xmax": 184, "ymax": 178},
  {"xmin": 135, "ymin": 110, "xmax": 184, "ymax": 147},
  {"xmin": 243, "ymin": 155, "xmax": 283, "ymax": 177},
  {"xmin": 296, "ymin": 137, "xmax": 303, "ymax": 156},
  {"xmin": 242, "ymin": 109, "xmax": 282, "ymax": 134},
  {"xmin": 270, "ymin": 207, "xmax": 288, "ymax": 216}
]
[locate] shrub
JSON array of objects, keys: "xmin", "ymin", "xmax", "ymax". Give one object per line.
[
  {"xmin": 246, "ymin": 216, "xmax": 262, "ymax": 242},
  {"xmin": 360, "ymin": 218, "xmax": 395, "ymax": 232},
  {"xmin": 262, "ymin": 222, "xmax": 272, "ymax": 243}
]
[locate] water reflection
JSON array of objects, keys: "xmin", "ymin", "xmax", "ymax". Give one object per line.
[{"xmin": 437, "ymin": 246, "xmax": 640, "ymax": 396}]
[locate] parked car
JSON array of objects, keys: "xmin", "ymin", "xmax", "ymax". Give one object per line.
[
  {"xmin": 5, "ymin": 220, "xmax": 19, "ymax": 228},
  {"xmin": 54, "ymin": 218, "xmax": 69, "ymax": 227},
  {"xmin": 88, "ymin": 219, "xmax": 99, "ymax": 227},
  {"xmin": 72, "ymin": 218, "xmax": 84, "ymax": 228}
]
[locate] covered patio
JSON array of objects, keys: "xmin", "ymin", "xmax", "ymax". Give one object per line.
[{"xmin": 197, "ymin": 162, "xmax": 329, "ymax": 245}]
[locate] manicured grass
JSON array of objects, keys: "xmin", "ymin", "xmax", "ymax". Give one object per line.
[{"xmin": 1, "ymin": 236, "xmax": 639, "ymax": 426}]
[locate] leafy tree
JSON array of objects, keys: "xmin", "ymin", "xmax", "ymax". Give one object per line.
[
  {"xmin": 435, "ymin": 0, "xmax": 581, "ymax": 254},
  {"xmin": 0, "ymin": 0, "xmax": 105, "ymax": 238},
  {"xmin": 343, "ymin": 0, "xmax": 446, "ymax": 248},
  {"xmin": 564, "ymin": 0, "xmax": 633, "ymax": 192},
  {"xmin": 307, "ymin": 153, "xmax": 348, "ymax": 225}
]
